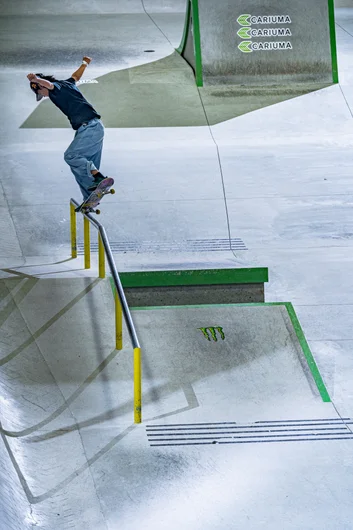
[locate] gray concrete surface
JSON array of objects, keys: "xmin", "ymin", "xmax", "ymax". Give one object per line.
[
  {"xmin": 1, "ymin": 1, "xmax": 353, "ymax": 529},
  {"xmin": 0, "ymin": 0, "xmax": 187, "ymax": 15},
  {"xmin": 0, "ymin": 0, "xmax": 145, "ymax": 14},
  {"xmin": 1, "ymin": 277, "xmax": 352, "ymax": 529},
  {"xmin": 335, "ymin": 0, "xmax": 353, "ymax": 6},
  {"xmin": 143, "ymin": 0, "xmax": 186, "ymax": 12}
]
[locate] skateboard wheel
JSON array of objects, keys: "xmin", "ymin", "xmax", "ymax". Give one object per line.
[
  {"xmin": 110, "ymin": 189, "xmax": 115, "ymax": 195},
  {"xmin": 96, "ymin": 209, "xmax": 101, "ymax": 215}
]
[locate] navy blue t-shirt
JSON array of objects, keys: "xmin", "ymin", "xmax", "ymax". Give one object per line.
[{"xmin": 49, "ymin": 77, "xmax": 101, "ymax": 130}]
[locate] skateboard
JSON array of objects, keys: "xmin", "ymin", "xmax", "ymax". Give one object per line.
[{"xmin": 76, "ymin": 177, "xmax": 115, "ymax": 214}]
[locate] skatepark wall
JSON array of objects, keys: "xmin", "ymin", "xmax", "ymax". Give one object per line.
[{"xmin": 179, "ymin": 0, "xmax": 338, "ymax": 86}]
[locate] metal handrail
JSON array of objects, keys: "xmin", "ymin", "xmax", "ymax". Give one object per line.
[{"xmin": 70, "ymin": 198, "xmax": 142, "ymax": 423}]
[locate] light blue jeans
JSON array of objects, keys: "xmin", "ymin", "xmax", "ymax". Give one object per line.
[{"xmin": 64, "ymin": 118, "xmax": 104, "ymax": 200}]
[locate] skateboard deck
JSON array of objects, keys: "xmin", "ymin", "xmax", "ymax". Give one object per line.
[{"xmin": 77, "ymin": 177, "xmax": 115, "ymax": 214}]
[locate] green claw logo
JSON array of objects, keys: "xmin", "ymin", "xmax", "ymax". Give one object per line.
[
  {"xmin": 198, "ymin": 327, "xmax": 225, "ymax": 342},
  {"xmin": 237, "ymin": 14, "xmax": 251, "ymax": 27},
  {"xmin": 237, "ymin": 27, "xmax": 251, "ymax": 39},
  {"xmin": 238, "ymin": 41, "xmax": 253, "ymax": 53}
]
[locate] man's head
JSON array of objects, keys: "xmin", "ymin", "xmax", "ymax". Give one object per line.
[
  {"xmin": 30, "ymin": 74, "xmax": 56, "ymax": 101},
  {"xmin": 30, "ymin": 81, "xmax": 46, "ymax": 101}
]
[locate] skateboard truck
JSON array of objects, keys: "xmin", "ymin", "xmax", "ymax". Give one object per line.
[{"xmin": 75, "ymin": 178, "xmax": 115, "ymax": 214}]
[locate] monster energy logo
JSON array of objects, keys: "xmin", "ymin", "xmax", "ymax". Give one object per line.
[{"xmin": 198, "ymin": 327, "xmax": 225, "ymax": 342}]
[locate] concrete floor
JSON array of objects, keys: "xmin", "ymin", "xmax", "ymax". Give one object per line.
[
  {"xmin": 1, "ymin": 277, "xmax": 352, "ymax": 529},
  {"xmin": 1, "ymin": 1, "xmax": 353, "ymax": 529}
]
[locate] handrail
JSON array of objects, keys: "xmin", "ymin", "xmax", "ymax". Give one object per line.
[{"xmin": 70, "ymin": 198, "xmax": 142, "ymax": 423}]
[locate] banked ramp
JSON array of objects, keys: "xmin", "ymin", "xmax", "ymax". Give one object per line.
[
  {"xmin": 0, "ymin": 276, "xmax": 348, "ymax": 529},
  {"xmin": 178, "ymin": 0, "xmax": 338, "ymax": 86}
]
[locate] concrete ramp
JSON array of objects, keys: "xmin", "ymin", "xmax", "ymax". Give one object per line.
[
  {"xmin": 133, "ymin": 303, "xmax": 334, "ymax": 426},
  {"xmin": 0, "ymin": 277, "xmax": 118, "ymax": 529},
  {"xmin": 0, "ymin": 277, "xmax": 351, "ymax": 529},
  {"xmin": 179, "ymin": 0, "xmax": 337, "ymax": 86}
]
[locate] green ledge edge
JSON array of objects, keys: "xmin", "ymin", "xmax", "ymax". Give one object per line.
[{"xmin": 119, "ymin": 267, "xmax": 268, "ymax": 288}]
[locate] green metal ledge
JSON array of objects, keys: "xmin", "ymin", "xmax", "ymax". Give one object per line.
[{"xmin": 120, "ymin": 268, "xmax": 268, "ymax": 288}]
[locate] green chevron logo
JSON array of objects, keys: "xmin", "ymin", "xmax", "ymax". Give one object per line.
[
  {"xmin": 198, "ymin": 327, "xmax": 225, "ymax": 342},
  {"xmin": 237, "ymin": 27, "xmax": 252, "ymax": 39},
  {"xmin": 238, "ymin": 41, "xmax": 253, "ymax": 53},
  {"xmin": 237, "ymin": 14, "xmax": 251, "ymax": 27}
]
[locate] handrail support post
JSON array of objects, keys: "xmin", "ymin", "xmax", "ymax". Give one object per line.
[
  {"xmin": 134, "ymin": 347, "xmax": 142, "ymax": 423},
  {"xmin": 115, "ymin": 289, "xmax": 123, "ymax": 350},
  {"xmin": 70, "ymin": 198, "xmax": 141, "ymax": 424},
  {"xmin": 70, "ymin": 203, "xmax": 77, "ymax": 258},
  {"xmin": 98, "ymin": 233, "xmax": 105, "ymax": 278},
  {"xmin": 84, "ymin": 216, "xmax": 90, "ymax": 269}
]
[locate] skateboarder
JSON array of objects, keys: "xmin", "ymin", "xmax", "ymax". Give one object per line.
[{"xmin": 27, "ymin": 57, "xmax": 107, "ymax": 201}]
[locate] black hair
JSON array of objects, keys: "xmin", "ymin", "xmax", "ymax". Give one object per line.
[{"xmin": 35, "ymin": 73, "xmax": 57, "ymax": 82}]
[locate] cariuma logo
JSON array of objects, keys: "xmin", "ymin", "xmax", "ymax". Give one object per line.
[
  {"xmin": 237, "ymin": 14, "xmax": 292, "ymax": 26},
  {"xmin": 237, "ymin": 14, "xmax": 251, "ymax": 27},
  {"xmin": 198, "ymin": 327, "xmax": 225, "ymax": 342},
  {"xmin": 237, "ymin": 27, "xmax": 252, "ymax": 39},
  {"xmin": 239, "ymin": 41, "xmax": 293, "ymax": 52},
  {"xmin": 238, "ymin": 41, "xmax": 252, "ymax": 53},
  {"xmin": 238, "ymin": 27, "xmax": 292, "ymax": 39}
]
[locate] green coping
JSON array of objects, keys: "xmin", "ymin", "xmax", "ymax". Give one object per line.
[
  {"xmin": 328, "ymin": 0, "xmax": 339, "ymax": 84},
  {"xmin": 119, "ymin": 268, "xmax": 268, "ymax": 288},
  {"xmin": 191, "ymin": 0, "xmax": 204, "ymax": 87},
  {"xmin": 284, "ymin": 302, "xmax": 331, "ymax": 403},
  {"xmin": 176, "ymin": 0, "xmax": 204, "ymax": 87},
  {"xmin": 176, "ymin": 0, "xmax": 191, "ymax": 54}
]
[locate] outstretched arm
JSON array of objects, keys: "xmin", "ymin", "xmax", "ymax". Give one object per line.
[
  {"xmin": 27, "ymin": 73, "xmax": 54, "ymax": 90},
  {"xmin": 71, "ymin": 56, "xmax": 92, "ymax": 82}
]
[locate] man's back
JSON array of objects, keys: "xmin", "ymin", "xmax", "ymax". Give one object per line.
[{"xmin": 49, "ymin": 77, "xmax": 100, "ymax": 130}]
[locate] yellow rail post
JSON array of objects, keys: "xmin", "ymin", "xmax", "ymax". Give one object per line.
[
  {"xmin": 134, "ymin": 347, "xmax": 142, "ymax": 423},
  {"xmin": 98, "ymin": 233, "xmax": 105, "ymax": 278},
  {"xmin": 70, "ymin": 203, "xmax": 77, "ymax": 258},
  {"xmin": 84, "ymin": 217, "xmax": 90, "ymax": 269},
  {"xmin": 115, "ymin": 290, "xmax": 123, "ymax": 350}
]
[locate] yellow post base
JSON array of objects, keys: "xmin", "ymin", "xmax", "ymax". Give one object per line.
[
  {"xmin": 70, "ymin": 203, "xmax": 77, "ymax": 258},
  {"xmin": 84, "ymin": 217, "xmax": 90, "ymax": 269},
  {"xmin": 134, "ymin": 347, "xmax": 142, "ymax": 423}
]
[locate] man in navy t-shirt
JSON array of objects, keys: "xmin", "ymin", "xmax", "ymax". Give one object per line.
[{"xmin": 27, "ymin": 57, "xmax": 108, "ymax": 201}]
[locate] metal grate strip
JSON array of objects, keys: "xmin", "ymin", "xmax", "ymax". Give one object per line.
[
  {"xmin": 146, "ymin": 418, "xmax": 353, "ymax": 447},
  {"xmin": 77, "ymin": 238, "xmax": 247, "ymax": 254}
]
